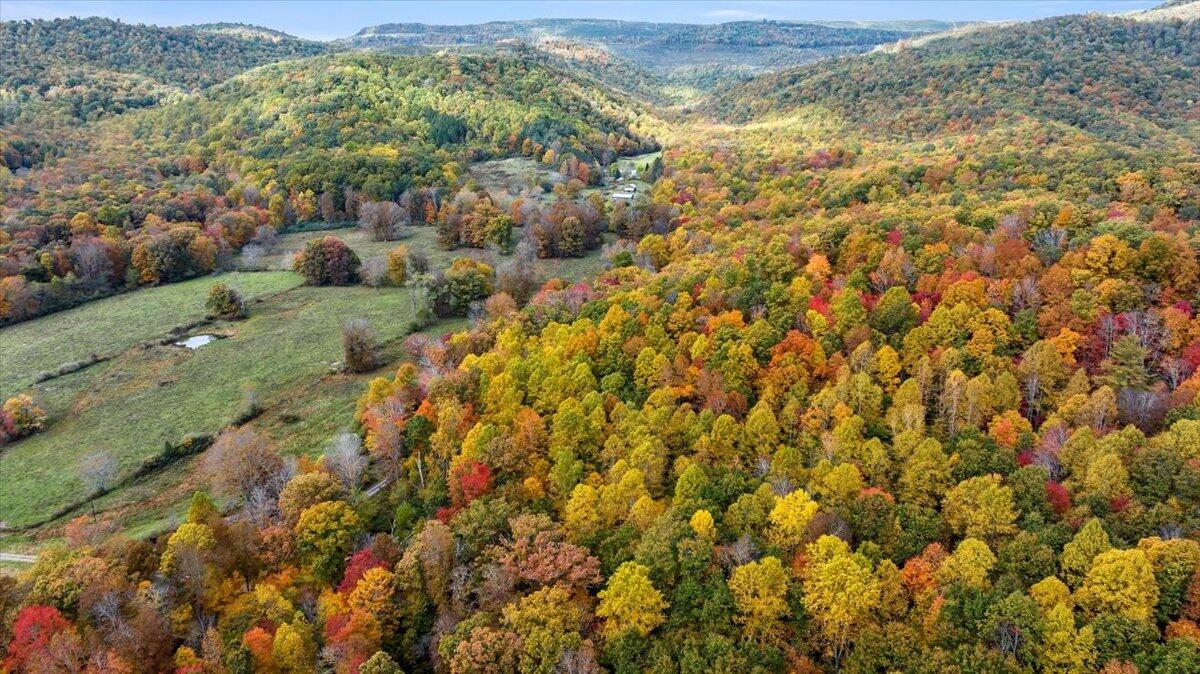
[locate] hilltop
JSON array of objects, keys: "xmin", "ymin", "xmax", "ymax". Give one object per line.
[
  {"xmin": 1127, "ymin": 0, "xmax": 1200, "ymax": 21},
  {"xmin": 186, "ymin": 22, "xmax": 306, "ymax": 41}
]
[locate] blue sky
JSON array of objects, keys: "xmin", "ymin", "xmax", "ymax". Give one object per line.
[{"xmin": 0, "ymin": 1, "xmax": 1162, "ymax": 40}]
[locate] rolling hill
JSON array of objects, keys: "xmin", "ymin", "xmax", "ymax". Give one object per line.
[
  {"xmin": 500, "ymin": 39, "xmax": 675, "ymax": 107},
  {"xmin": 128, "ymin": 50, "xmax": 657, "ymax": 197},
  {"xmin": 0, "ymin": 17, "xmax": 332, "ymax": 124},
  {"xmin": 186, "ymin": 22, "xmax": 309, "ymax": 41},
  {"xmin": 1127, "ymin": 0, "xmax": 1200, "ymax": 21},
  {"xmin": 710, "ymin": 14, "xmax": 1200, "ymax": 148}
]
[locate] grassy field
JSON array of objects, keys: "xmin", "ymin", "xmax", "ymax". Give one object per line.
[
  {"xmin": 614, "ymin": 150, "xmax": 662, "ymax": 177},
  {"xmin": 469, "ymin": 156, "xmax": 560, "ymax": 192},
  {"xmin": 0, "ymin": 271, "xmax": 301, "ymax": 398},
  {"xmin": 0, "ymin": 282, "xmax": 421, "ymax": 530},
  {"xmin": 469, "ymin": 151, "xmax": 660, "ymax": 205}
]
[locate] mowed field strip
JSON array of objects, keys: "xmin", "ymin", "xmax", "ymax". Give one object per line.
[{"xmin": 0, "ymin": 271, "xmax": 303, "ymax": 398}]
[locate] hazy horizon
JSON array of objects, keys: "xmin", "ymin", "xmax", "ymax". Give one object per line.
[{"xmin": 0, "ymin": 0, "xmax": 1163, "ymax": 40}]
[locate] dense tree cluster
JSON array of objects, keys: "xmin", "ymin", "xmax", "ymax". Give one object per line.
[
  {"xmin": 205, "ymin": 283, "xmax": 246, "ymax": 320},
  {"xmin": 1, "ymin": 171, "xmax": 295, "ymax": 324},
  {"xmin": 521, "ymin": 193, "xmax": 611, "ymax": 259},
  {"xmin": 1, "ymin": 394, "xmax": 46, "ymax": 444},
  {"xmin": 429, "ymin": 258, "xmax": 496, "ymax": 318},
  {"xmin": 436, "ymin": 191, "xmax": 515, "ymax": 252},
  {"xmin": 293, "ymin": 236, "xmax": 362, "ymax": 286}
]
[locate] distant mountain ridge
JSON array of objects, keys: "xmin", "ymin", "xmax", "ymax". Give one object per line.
[
  {"xmin": 347, "ymin": 18, "xmax": 945, "ymax": 43},
  {"xmin": 341, "ymin": 18, "xmax": 944, "ymax": 92}
]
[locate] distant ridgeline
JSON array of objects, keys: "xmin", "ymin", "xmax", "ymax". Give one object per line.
[
  {"xmin": 344, "ymin": 18, "xmax": 936, "ymax": 48},
  {"xmin": 341, "ymin": 18, "xmax": 950, "ymax": 88}
]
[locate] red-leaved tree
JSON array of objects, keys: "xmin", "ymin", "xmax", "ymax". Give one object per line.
[{"xmin": 6, "ymin": 605, "xmax": 71, "ymax": 671}]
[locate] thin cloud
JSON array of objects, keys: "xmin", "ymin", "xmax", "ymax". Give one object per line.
[{"xmin": 705, "ymin": 9, "xmax": 770, "ymax": 21}]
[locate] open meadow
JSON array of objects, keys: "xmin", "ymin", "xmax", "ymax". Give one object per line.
[
  {"xmin": 469, "ymin": 151, "xmax": 661, "ymax": 203},
  {"xmin": 251, "ymin": 222, "xmax": 614, "ymax": 283}
]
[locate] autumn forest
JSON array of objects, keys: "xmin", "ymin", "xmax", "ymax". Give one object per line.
[{"xmin": 1, "ymin": 2, "xmax": 1199, "ymax": 673}]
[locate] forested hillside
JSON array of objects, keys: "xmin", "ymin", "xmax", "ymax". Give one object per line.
[
  {"xmin": 711, "ymin": 15, "xmax": 1200, "ymax": 148},
  {"xmin": 0, "ymin": 50, "xmax": 655, "ymax": 323},
  {"xmin": 2, "ymin": 6, "xmax": 1200, "ymax": 674},
  {"xmin": 0, "ymin": 18, "xmax": 331, "ymax": 124},
  {"xmin": 133, "ymin": 51, "xmax": 655, "ymax": 185},
  {"xmin": 518, "ymin": 40, "xmax": 675, "ymax": 107}
]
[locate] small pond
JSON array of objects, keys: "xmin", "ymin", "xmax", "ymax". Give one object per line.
[{"xmin": 175, "ymin": 335, "xmax": 218, "ymax": 349}]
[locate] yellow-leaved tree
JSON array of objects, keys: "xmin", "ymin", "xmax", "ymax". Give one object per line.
[
  {"xmin": 936, "ymin": 538, "xmax": 996, "ymax": 589},
  {"xmin": 272, "ymin": 616, "xmax": 317, "ymax": 674},
  {"xmin": 1059, "ymin": 519, "xmax": 1112, "ymax": 587},
  {"xmin": 1039, "ymin": 602, "xmax": 1096, "ymax": 674},
  {"xmin": 942, "ymin": 474, "xmax": 1018, "ymax": 540},
  {"xmin": 767, "ymin": 489, "xmax": 819, "ymax": 554},
  {"xmin": 802, "ymin": 536, "xmax": 881, "ymax": 665},
  {"xmin": 728, "ymin": 556, "xmax": 790, "ymax": 643},
  {"xmin": 1074, "ymin": 548, "xmax": 1159, "ymax": 621},
  {"xmin": 596, "ymin": 561, "xmax": 668, "ymax": 636}
]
